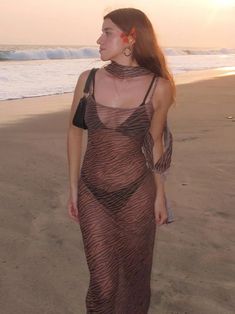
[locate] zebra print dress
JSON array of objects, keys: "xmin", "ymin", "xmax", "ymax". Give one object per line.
[{"xmin": 77, "ymin": 70, "xmax": 173, "ymax": 313}]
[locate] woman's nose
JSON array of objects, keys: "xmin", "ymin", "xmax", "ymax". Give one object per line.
[{"xmin": 96, "ymin": 34, "xmax": 103, "ymax": 45}]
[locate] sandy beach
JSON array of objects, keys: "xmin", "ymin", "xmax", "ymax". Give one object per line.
[{"xmin": 0, "ymin": 72, "xmax": 234, "ymax": 313}]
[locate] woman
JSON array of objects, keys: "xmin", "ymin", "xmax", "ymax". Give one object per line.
[{"xmin": 67, "ymin": 7, "xmax": 175, "ymax": 314}]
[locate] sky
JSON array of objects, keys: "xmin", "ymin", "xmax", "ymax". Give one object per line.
[{"xmin": 0, "ymin": 0, "xmax": 234, "ymax": 48}]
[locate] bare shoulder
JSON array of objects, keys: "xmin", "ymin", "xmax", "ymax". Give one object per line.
[
  {"xmin": 152, "ymin": 77, "xmax": 173, "ymax": 111},
  {"xmin": 156, "ymin": 77, "xmax": 172, "ymax": 96},
  {"xmin": 73, "ymin": 69, "xmax": 94, "ymax": 97},
  {"xmin": 75, "ymin": 68, "xmax": 101, "ymax": 90},
  {"xmin": 77, "ymin": 69, "xmax": 92, "ymax": 86},
  {"xmin": 70, "ymin": 69, "xmax": 91, "ymax": 108}
]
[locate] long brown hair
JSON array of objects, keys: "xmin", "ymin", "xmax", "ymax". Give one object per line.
[{"xmin": 104, "ymin": 8, "xmax": 176, "ymax": 105}]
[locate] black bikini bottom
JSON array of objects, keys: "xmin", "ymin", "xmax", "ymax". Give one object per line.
[{"xmin": 81, "ymin": 170, "xmax": 149, "ymax": 212}]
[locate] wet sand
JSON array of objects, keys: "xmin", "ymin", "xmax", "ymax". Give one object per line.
[{"xmin": 0, "ymin": 72, "xmax": 234, "ymax": 313}]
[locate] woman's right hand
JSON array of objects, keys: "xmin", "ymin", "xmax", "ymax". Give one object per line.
[{"xmin": 68, "ymin": 191, "xmax": 80, "ymax": 223}]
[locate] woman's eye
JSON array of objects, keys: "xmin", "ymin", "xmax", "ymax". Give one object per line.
[{"xmin": 100, "ymin": 30, "xmax": 112, "ymax": 37}]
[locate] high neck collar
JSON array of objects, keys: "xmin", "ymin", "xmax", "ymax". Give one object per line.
[{"xmin": 104, "ymin": 61, "xmax": 152, "ymax": 79}]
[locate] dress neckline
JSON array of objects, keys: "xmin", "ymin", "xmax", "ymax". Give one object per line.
[
  {"xmin": 88, "ymin": 94, "xmax": 153, "ymax": 130},
  {"xmin": 88, "ymin": 94, "xmax": 153, "ymax": 111}
]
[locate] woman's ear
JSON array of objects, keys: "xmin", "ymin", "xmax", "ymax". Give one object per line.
[
  {"xmin": 128, "ymin": 27, "xmax": 136, "ymax": 45},
  {"xmin": 128, "ymin": 37, "xmax": 135, "ymax": 45}
]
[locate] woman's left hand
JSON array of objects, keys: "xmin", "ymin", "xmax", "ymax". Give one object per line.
[{"xmin": 154, "ymin": 197, "xmax": 168, "ymax": 225}]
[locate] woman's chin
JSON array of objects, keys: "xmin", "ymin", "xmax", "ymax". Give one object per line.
[
  {"xmin": 99, "ymin": 50, "xmax": 114, "ymax": 61},
  {"xmin": 99, "ymin": 54, "xmax": 110, "ymax": 61}
]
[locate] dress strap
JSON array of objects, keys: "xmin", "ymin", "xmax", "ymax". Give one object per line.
[
  {"xmin": 85, "ymin": 68, "xmax": 98, "ymax": 97},
  {"xmin": 84, "ymin": 68, "xmax": 98, "ymax": 93},
  {"xmin": 141, "ymin": 74, "xmax": 158, "ymax": 105},
  {"xmin": 91, "ymin": 70, "xmax": 96, "ymax": 97}
]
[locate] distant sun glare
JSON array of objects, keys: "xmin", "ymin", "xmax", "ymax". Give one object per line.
[{"xmin": 215, "ymin": 0, "xmax": 235, "ymax": 6}]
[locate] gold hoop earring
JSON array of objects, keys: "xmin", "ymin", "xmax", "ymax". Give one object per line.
[{"xmin": 123, "ymin": 46, "xmax": 132, "ymax": 57}]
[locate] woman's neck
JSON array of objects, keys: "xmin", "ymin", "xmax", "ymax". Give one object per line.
[
  {"xmin": 104, "ymin": 60, "xmax": 152, "ymax": 79},
  {"xmin": 110, "ymin": 58, "xmax": 139, "ymax": 67}
]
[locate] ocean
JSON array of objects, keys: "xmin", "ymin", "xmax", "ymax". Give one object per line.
[{"xmin": 0, "ymin": 44, "xmax": 235, "ymax": 101}]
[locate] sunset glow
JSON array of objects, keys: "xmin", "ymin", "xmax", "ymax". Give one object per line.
[
  {"xmin": 0, "ymin": 0, "xmax": 234, "ymax": 47},
  {"xmin": 215, "ymin": 0, "xmax": 235, "ymax": 6}
]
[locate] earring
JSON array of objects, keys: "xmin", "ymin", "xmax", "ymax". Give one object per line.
[{"xmin": 123, "ymin": 46, "xmax": 132, "ymax": 57}]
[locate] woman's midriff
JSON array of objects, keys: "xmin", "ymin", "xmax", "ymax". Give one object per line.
[{"xmin": 81, "ymin": 150, "xmax": 149, "ymax": 190}]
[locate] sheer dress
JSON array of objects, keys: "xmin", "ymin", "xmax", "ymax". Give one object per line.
[{"xmin": 77, "ymin": 69, "xmax": 173, "ymax": 313}]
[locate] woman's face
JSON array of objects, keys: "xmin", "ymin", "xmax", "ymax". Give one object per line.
[{"xmin": 96, "ymin": 18, "xmax": 128, "ymax": 61}]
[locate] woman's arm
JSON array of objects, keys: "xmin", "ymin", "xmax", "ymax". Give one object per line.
[
  {"xmin": 67, "ymin": 70, "xmax": 90, "ymax": 197},
  {"xmin": 150, "ymin": 78, "xmax": 173, "ymax": 224}
]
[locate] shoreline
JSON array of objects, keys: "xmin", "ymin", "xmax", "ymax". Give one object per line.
[{"xmin": 0, "ymin": 66, "xmax": 235, "ymax": 127}]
